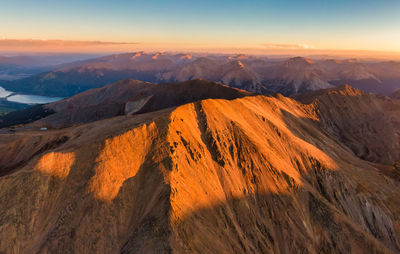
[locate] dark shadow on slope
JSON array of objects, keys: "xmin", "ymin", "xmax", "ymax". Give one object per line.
[
  {"xmin": 9, "ymin": 79, "xmax": 254, "ymax": 129},
  {"xmin": 280, "ymin": 107, "xmax": 400, "ymax": 182},
  {"xmin": 193, "ymin": 101, "xmax": 226, "ymax": 167},
  {"xmin": 0, "ymin": 104, "xmax": 54, "ymax": 128},
  {"xmin": 0, "ymin": 134, "xmax": 69, "ymax": 177},
  {"xmin": 290, "ymin": 86, "xmax": 399, "ymax": 165},
  {"xmin": 135, "ymin": 79, "xmax": 254, "ymax": 115},
  {"xmin": 2, "ymin": 69, "xmax": 163, "ymax": 97},
  {"xmin": 330, "ymin": 78, "xmax": 400, "ymax": 95},
  {"xmin": 117, "ymin": 115, "xmax": 173, "ymax": 254},
  {"xmin": 277, "ymin": 108, "xmax": 400, "ymax": 250}
]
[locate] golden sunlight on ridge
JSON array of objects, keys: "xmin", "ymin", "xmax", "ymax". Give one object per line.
[
  {"xmin": 89, "ymin": 122, "xmax": 157, "ymax": 202},
  {"xmin": 35, "ymin": 152, "xmax": 76, "ymax": 179},
  {"xmin": 168, "ymin": 98, "xmax": 338, "ymax": 222}
]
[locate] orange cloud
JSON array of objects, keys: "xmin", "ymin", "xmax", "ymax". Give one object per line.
[
  {"xmin": 0, "ymin": 39, "xmax": 139, "ymax": 47},
  {"xmin": 0, "ymin": 38, "xmax": 399, "ymax": 60},
  {"xmin": 265, "ymin": 43, "xmax": 315, "ymax": 50},
  {"xmin": 0, "ymin": 39, "xmax": 140, "ymax": 53}
]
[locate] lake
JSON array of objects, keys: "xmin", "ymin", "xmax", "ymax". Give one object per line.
[
  {"xmin": 0, "ymin": 87, "xmax": 13, "ymax": 98},
  {"xmin": 0, "ymin": 86, "xmax": 63, "ymax": 104}
]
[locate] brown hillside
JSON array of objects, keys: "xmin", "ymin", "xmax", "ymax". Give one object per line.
[
  {"xmin": 36, "ymin": 79, "xmax": 252, "ymax": 128},
  {"xmin": 1, "ymin": 93, "xmax": 400, "ymax": 253},
  {"xmin": 294, "ymin": 84, "xmax": 400, "ymax": 164}
]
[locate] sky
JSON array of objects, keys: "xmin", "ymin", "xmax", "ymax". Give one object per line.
[{"xmin": 1, "ymin": 0, "xmax": 400, "ymax": 57}]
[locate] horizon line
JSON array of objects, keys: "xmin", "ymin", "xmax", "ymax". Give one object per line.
[{"xmin": 0, "ymin": 38, "xmax": 400, "ymax": 60}]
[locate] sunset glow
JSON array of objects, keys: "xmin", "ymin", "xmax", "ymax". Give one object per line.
[{"xmin": 1, "ymin": 0, "xmax": 399, "ymax": 57}]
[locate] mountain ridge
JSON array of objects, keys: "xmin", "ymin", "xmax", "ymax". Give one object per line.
[
  {"xmin": 0, "ymin": 79, "xmax": 252, "ymax": 129},
  {"xmin": 1, "ymin": 81, "xmax": 400, "ymax": 253}
]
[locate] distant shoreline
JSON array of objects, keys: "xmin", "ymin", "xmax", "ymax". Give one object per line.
[{"xmin": 0, "ymin": 86, "xmax": 62, "ymax": 105}]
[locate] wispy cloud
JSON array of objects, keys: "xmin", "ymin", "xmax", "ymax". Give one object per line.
[
  {"xmin": 264, "ymin": 43, "xmax": 315, "ymax": 50},
  {"xmin": 0, "ymin": 39, "xmax": 139, "ymax": 47}
]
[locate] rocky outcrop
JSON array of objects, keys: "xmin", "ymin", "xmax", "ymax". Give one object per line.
[{"xmin": 124, "ymin": 95, "xmax": 153, "ymax": 115}]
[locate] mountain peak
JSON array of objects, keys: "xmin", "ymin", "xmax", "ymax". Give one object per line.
[
  {"xmin": 293, "ymin": 84, "xmax": 364, "ymax": 104},
  {"xmin": 285, "ymin": 56, "xmax": 314, "ymax": 66},
  {"xmin": 228, "ymin": 60, "xmax": 245, "ymax": 68},
  {"xmin": 329, "ymin": 84, "xmax": 364, "ymax": 96},
  {"xmin": 323, "ymin": 59, "xmax": 342, "ymax": 64},
  {"xmin": 152, "ymin": 52, "xmax": 166, "ymax": 59},
  {"xmin": 131, "ymin": 51, "xmax": 146, "ymax": 59},
  {"xmin": 179, "ymin": 54, "xmax": 192, "ymax": 60},
  {"xmin": 228, "ymin": 54, "xmax": 249, "ymax": 60}
]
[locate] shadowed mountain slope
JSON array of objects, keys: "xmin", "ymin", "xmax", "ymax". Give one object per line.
[
  {"xmin": 0, "ymin": 79, "xmax": 252, "ymax": 128},
  {"xmin": 391, "ymin": 89, "xmax": 400, "ymax": 100},
  {"xmin": 294, "ymin": 85, "xmax": 400, "ymax": 164},
  {"xmin": 1, "ymin": 87, "xmax": 400, "ymax": 253}
]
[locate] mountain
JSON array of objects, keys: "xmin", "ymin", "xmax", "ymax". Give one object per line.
[
  {"xmin": 160, "ymin": 59, "xmax": 265, "ymax": 93},
  {"xmin": 391, "ymin": 89, "xmax": 400, "ymax": 100},
  {"xmin": 219, "ymin": 60, "xmax": 265, "ymax": 93},
  {"xmin": 263, "ymin": 57, "xmax": 333, "ymax": 94},
  {"xmin": 0, "ymin": 56, "xmax": 53, "ymax": 80},
  {"xmin": 0, "ymin": 52, "xmax": 182, "ymax": 97},
  {"xmin": 159, "ymin": 57, "xmax": 219, "ymax": 82},
  {"xmin": 0, "ymin": 54, "xmax": 101, "ymax": 81},
  {"xmin": 3, "ymin": 52, "xmax": 400, "ymax": 97},
  {"xmin": 36, "ymin": 79, "xmax": 251, "ymax": 128},
  {"xmin": 327, "ymin": 60, "xmax": 400, "ymax": 95},
  {"xmin": 294, "ymin": 85, "xmax": 400, "ymax": 164},
  {"xmin": 0, "ymin": 79, "xmax": 251, "ymax": 129},
  {"xmin": 1, "ymin": 81, "xmax": 400, "ymax": 253}
]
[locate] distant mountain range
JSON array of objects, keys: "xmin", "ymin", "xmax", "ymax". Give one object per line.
[
  {"xmin": 0, "ymin": 54, "xmax": 102, "ymax": 81},
  {"xmin": 2, "ymin": 52, "xmax": 400, "ymax": 97}
]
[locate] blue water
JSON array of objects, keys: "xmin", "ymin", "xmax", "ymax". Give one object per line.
[
  {"xmin": 0, "ymin": 86, "xmax": 13, "ymax": 98},
  {"xmin": 6, "ymin": 94, "xmax": 63, "ymax": 104},
  {"xmin": 0, "ymin": 86, "xmax": 63, "ymax": 104}
]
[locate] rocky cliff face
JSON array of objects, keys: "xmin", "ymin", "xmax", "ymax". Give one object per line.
[{"xmin": 1, "ymin": 83, "xmax": 400, "ymax": 253}]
